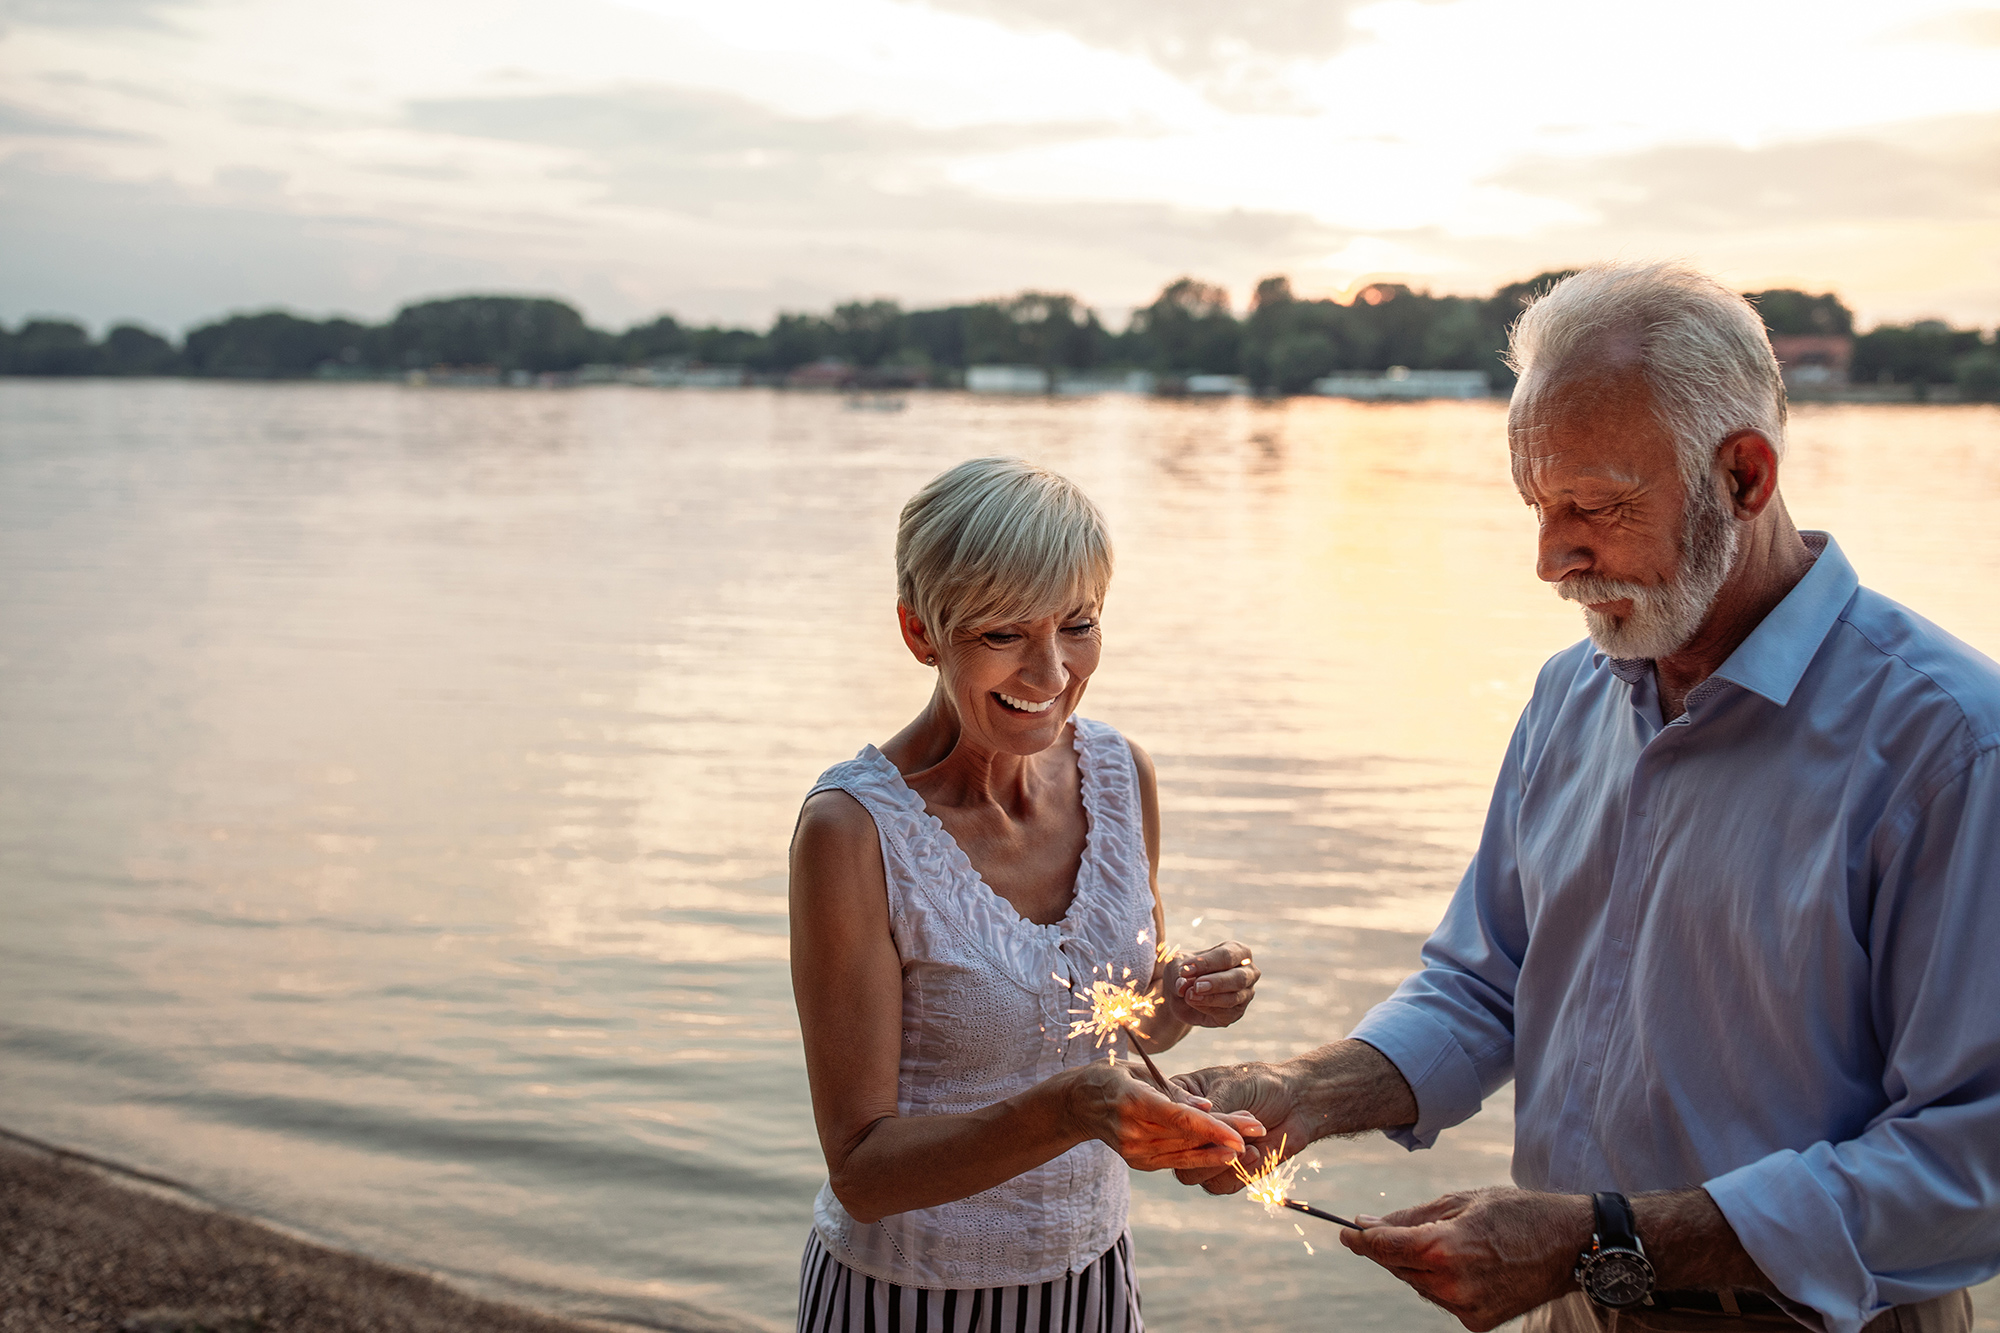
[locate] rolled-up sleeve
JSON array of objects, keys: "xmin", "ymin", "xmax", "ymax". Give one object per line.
[
  {"xmin": 1349, "ymin": 714, "xmax": 1530, "ymax": 1150},
  {"xmin": 1705, "ymin": 745, "xmax": 2000, "ymax": 1333}
]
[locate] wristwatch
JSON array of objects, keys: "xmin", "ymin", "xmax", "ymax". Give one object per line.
[{"xmin": 1574, "ymin": 1192, "xmax": 1655, "ymax": 1309}]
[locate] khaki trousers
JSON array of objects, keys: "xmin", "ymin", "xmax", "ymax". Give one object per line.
[{"xmin": 1523, "ymin": 1290, "xmax": 1973, "ymax": 1333}]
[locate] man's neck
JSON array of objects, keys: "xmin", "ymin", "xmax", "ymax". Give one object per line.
[{"xmin": 1655, "ymin": 509, "xmax": 1815, "ymax": 721}]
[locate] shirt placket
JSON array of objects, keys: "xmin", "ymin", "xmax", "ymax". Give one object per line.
[{"xmin": 1549, "ymin": 709, "xmax": 1684, "ymax": 1187}]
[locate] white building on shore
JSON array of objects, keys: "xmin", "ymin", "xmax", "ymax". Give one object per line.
[
  {"xmin": 1312, "ymin": 367, "xmax": 1491, "ymax": 400},
  {"xmin": 966, "ymin": 364, "xmax": 1050, "ymax": 394}
]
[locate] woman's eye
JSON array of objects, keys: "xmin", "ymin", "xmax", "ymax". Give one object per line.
[
  {"xmin": 1060, "ymin": 621, "xmax": 1097, "ymax": 636},
  {"xmin": 980, "ymin": 633, "xmax": 1021, "ymax": 647}
]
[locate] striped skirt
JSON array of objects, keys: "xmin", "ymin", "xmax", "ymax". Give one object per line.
[{"xmin": 796, "ymin": 1229, "xmax": 1143, "ymax": 1333}]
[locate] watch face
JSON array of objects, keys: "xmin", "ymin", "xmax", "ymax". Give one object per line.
[{"xmin": 1586, "ymin": 1251, "xmax": 1654, "ymax": 1307}]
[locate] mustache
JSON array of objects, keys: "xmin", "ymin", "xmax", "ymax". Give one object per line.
[{"xmin": 1556, "ymin": 574, "xmax": 1653, "ymax": 605}]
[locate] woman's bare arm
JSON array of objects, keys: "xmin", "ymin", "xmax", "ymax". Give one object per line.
[
  {"xmin": 789, "ymin": 789, "xmax": 1252, "ymax": 1224},
  {"xmin": 1124, "ymin": 741, "xmax": 1259, "ymax": 1055}
]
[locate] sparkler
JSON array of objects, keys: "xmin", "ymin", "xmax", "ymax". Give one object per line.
[
  {"xmin": 1066, "ymin": 975, "xmax": 1173, "ymax": 1091},
  {"xmin": 1232, "ymin": 1137, "xmax": 1364, "ymax": 1231}
]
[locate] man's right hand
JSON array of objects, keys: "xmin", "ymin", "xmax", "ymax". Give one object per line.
[
  {"xmin": 1170, "ymin": 1040, "xmax": 1420, "ymax": 1192},
  {"xmin": 1170, "ymin": 1060, "xmax": 1316, "ymax": 1192}
]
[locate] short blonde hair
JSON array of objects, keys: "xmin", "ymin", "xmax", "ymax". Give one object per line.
[{"xmin": 896, "ymin": 457, "xmax": 1113, "ymax": 641}]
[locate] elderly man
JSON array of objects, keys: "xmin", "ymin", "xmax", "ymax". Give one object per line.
[{"xmin": 1178, "ymin": 262, "xmax": 2000, "ymax": 1333}]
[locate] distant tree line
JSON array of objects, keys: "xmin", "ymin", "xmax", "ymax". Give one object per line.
[{"xmin": 4, "ymin": 279, "xmax": 1996, "ymax": 397}]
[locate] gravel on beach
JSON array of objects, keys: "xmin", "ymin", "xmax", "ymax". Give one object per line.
[{"xmin": 0, "ymin": 1135, "xmax": 675, "ymax": 1333}]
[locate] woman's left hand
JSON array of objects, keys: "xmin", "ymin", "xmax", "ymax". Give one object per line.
[{"xmin": 1163, "ymin": 941, "xmax": 1258, "ymax": 1029}]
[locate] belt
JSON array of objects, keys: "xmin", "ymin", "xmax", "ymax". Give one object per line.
[{"xmin": 1650, "ymin": 1290, "xmax": 1786, "ymax": 1317}]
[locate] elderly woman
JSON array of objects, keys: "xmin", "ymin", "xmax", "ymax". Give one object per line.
[{"xmin": 789, "ymin": 457, "xmax": 1263, "ymax": 1333}]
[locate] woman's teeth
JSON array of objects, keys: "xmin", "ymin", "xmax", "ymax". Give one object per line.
[{"xmin": 996, "ymin": 692, "xmax": 1056, "ymax": 714}]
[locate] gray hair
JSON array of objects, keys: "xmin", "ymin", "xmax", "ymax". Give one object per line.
[
  {"xmin": 1506, "ymin": 261, "xmax": 1788, "ymax": 484},
  {"xmin": 896, "ymin": 457, "xmax": 1113, "ymax": 641}
]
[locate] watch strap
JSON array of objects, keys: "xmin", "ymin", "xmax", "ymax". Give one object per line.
[{"xmin": 1592, "ymin": 1192, "xmax": 1641, "ymax": 1253}]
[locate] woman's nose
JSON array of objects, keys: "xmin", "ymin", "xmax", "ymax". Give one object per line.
[{"xmin": 1019, "ymin": 634, "xmax": 1070, "ymax": 694}]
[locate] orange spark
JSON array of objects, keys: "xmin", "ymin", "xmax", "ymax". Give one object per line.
[
  {"xmin": 1230, "ymin": 1136, "xmax": 1324, "ymax": 1217},
  {"xmin": 1067, "ymin": 976, "xmax": 1162, "ymax": 1062}
]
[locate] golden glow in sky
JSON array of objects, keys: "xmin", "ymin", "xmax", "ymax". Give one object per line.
[{"xmin": 2, "ymin": 0, "xmax": 1997, "ymax": 329}]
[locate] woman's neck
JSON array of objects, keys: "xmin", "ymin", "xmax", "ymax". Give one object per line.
[{"xmin": 884, "ymin": 690, "xmax": 1046, "ymax": 812}]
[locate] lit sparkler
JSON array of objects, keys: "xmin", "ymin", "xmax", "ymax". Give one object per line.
[
  {"xmin": 1232, "ymin": 1136, "xmax": 1363, "ymax": 1231},
  {"xmin": 1067, "ymin": 973, "xmax": 1172, "ymax": 1091}
]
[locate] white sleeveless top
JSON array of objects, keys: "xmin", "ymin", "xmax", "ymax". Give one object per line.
[{"xmin": 805, "ymin": 716, "xmax": 1159, "ymax": 1290}]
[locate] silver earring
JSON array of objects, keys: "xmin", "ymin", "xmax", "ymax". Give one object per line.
[{"xmin": 925, "ymin": 655, "xmax": 937, "ymax": 666}]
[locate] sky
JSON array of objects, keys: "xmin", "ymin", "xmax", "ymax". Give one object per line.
[{"xmin": 3, "ymin": 0, "xmax": 1999, "ymax": 334}]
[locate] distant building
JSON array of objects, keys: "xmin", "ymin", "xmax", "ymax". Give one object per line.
[
  {"xmin": 1312, "ymin": 367, "xmax": 1491, "ymax": 400},
  {"xmin": 1768, "ymin": 334, "xmax": 1853, "ymax": 387},
  {"xmin": 852, "ymin": 364, "xmax": 930, "ymax": 390},
  {"xmin": 1055, "ymin": 370, "xmax": 1154, "ymax": 396},
  {"xmin": 405, "ymin": 365, "xmax": 502, "ymax": 387},
  {"xmin": 967, "ymin": 364, "xmax": 1050, "ymax": 394},
  {"xmin": 623, "ymin": 362, "xmax": 747, "ymax": 388},
  {"xmin": 1184, "ymin": 374, "xmax": 1251, "ymax": 396}
]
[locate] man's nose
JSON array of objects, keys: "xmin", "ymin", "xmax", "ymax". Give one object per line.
[{"xmin": 1536, "ymin": 515, "xmax": 1591, "ymax": 584}]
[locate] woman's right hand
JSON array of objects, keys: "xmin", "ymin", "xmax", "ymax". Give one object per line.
[{"xmin": 1061, "ymin": 1060, "xmax": 1265, "ymax": 1172}]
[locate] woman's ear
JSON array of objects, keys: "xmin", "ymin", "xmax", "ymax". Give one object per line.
[{"xmin": 896, "ymin": 602, "xmax": 938, "ymax": 666}]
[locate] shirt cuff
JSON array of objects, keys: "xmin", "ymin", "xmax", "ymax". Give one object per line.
[
  {"xmin": 1704, "ymin": 1148, "xmax": 1877, "ymax": 1333},
  {"xmin": 1346, "ymin": 1000, "xmax": 1487, "ymax": 1151}
]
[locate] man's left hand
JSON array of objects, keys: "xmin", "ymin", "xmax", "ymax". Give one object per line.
[{"xmin": 1339, "ymin": 1187, "xmax": 1591, "ymax": 1332}]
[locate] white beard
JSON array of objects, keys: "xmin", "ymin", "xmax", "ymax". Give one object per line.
[{"xmin": 1557, "ymin": 480, "xmax": 1741, "ymax": 661}]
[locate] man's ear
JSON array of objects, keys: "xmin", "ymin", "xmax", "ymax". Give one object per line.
[
  {"xmin": 896, "ymin": 602, "xmax": 937, "ymax": 665},
  {"xmin": 1717, "ymin": 430, "xmax": 1781, "ymax": 520}
]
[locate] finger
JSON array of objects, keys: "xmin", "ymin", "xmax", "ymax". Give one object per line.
[
  {"xmin": 1343, "ymin": 1223, "xmax": 1438, "ymax": 1268},
  {"xmin": 1377, "ymin": 1195, "xmax": 1465, "ymax": 1228},
  {"xmin": 1175, "ymin": 1162, "xmax": 1236, "ymax": 1188},
  {"xmin": 1173, "ymin": 942, "xmax": 1253, "ymax": 986},
  {"xmin": 1215, "ymin": 1110, "xmax": 1266, "ymax": 1137},
  {"xmin": 1141, "ymin": 1099, "xmax": 1246, "ymax": 1155},
  {"xmin": 1183, "ymin": 966, "xmax": 1258, "ymax": 999},
  {"xmin": 1181, "ymin": 987, "xmax": 1256, "ymax": 1013}
]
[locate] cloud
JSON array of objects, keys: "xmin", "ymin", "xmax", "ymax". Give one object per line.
[
  {"xmin": 0, "ymin": 99, "xmax": 146, "ymax": 140},
  {"xmin": 402, "ymin": 85, "xmax": 1141, "ymax": 228},
  {"xmin": 405, "ymin": 85, "xmax": 1110, "ymax": 162},
  {"xmin": 1890, "ymin": 8, "xmax": 2000, "ymax": 46},
  {"xmin": 906, "ymin": 0, "xmax": 1372, "ymax": 73},
  {"xmin": 1495, "ymin": 120, "xmax": 2000, "ymax": 232},
  {"xmin": 0, "ymin": 0, "xmax": 193, "ymax": 30},
  {"xmin": 0, "ymin": 151, "xmax": 1349, "ymax": 332}
]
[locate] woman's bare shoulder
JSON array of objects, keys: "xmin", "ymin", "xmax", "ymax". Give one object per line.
[{"xmin": 794, "ymin": 787, "xmax": 879, "ymax": 852}]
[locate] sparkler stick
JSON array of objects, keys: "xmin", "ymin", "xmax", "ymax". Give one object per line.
[
  {"xmin": 1129, "ymin": 1040, "xmax": 1171, "ymax": 1093},
  {"xmin": 1282, "ymin": 1199, "xmax": 1365, "ymax": 1229},
  {"xmin": 1230, "ymin": 1135, "xmax": 1367, "ymax": 1233}
]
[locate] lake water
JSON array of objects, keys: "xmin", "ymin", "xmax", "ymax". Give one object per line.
[{"xmin": 2, "ymin": 381, "xmax": 1997, "ymax": 1331}]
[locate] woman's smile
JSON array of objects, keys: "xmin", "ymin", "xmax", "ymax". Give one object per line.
[{"xmin": 994, "ymin": 690, "xmax": 1058, "ymax": 714}]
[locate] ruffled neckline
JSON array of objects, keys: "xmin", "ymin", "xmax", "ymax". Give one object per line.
[{"xmin": 850, "ymin": 717, "xmax": 1144, "ymax": 987}]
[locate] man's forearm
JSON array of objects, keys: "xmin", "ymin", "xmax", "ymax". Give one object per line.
[
  {"xmin": 1284, "ymin": 1038, "xmax": 1419, "ymax": 1140},
  {"xmin": 1635, "ymin": 1188, "xmax": 1772, "ymax": 1293}
]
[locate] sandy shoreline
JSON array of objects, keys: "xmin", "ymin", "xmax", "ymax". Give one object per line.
[{"xmin": 0, "ymin": 1129, "xmax": 757, "ymax": 1333}]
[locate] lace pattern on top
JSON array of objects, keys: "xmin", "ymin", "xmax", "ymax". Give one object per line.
[{"xmin": 805, "ymin": 717, "xmax": 1158, "ymax": 1290}]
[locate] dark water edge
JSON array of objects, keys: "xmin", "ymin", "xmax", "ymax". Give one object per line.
[{"xmin": 0, "ymin": 1125, "xmax": 765, "ymax": 1333}]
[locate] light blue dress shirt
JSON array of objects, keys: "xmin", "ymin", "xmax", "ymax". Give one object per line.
[{"xmin": 1350, "ymin": 533, "xmax": 2000, "ymax": 1333}]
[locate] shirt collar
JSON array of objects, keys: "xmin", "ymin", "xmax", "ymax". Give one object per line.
[{"xmin": 1601, "ymin": 531, "xmax": 1857, "ymax": 708}]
